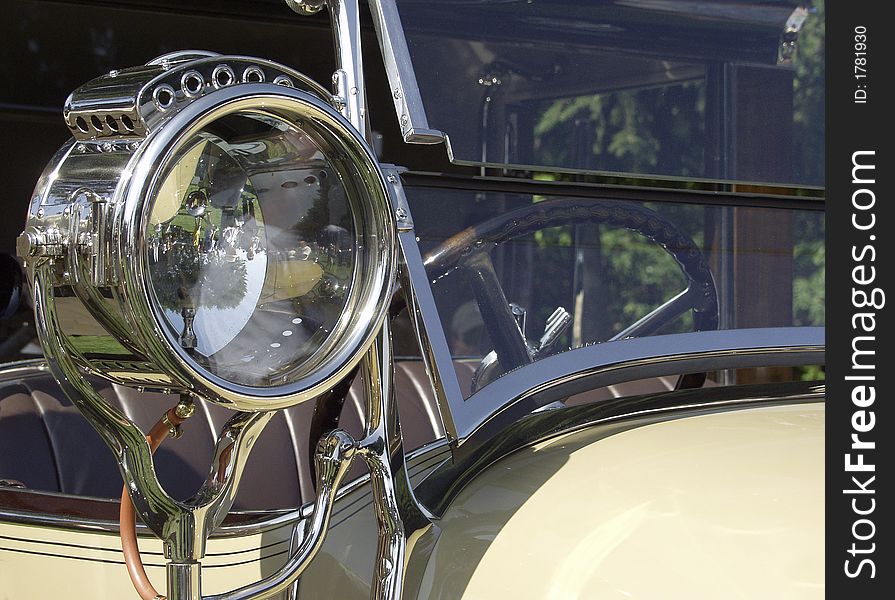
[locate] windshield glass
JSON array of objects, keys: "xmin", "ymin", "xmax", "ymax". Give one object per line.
[
  {"xmin": 406, "ymin": 185, "xmax": 824, "ymax": 399},
  {"xmin": 391, "ymin": 0, "xmax": 824, "ymax": 186}
]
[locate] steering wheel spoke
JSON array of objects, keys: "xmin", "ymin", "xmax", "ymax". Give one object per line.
[
  {"xmin": 610, "ymin": 285, "xmax": 702, "ymax": 341},
  {"xmin": 461, "ymin": 250, "xmax": 532, "ymax": 371}
]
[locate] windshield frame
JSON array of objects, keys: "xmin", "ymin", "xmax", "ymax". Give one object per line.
[
  {"xmin": 368, "ymin": 0, "xmax": 825, "ymax": 189},
  {"xmin": 391, "ymin": 172, "xmax": 825, "ymax": 445}
]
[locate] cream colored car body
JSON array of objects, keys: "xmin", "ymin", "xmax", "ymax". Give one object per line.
[
  {"xmin": 0, "ymin": 399, "xmax": 823, "ymax": 599},
  {"xmin": 0, "ymin": 518, "xmax": 294, "ymax": 598},
  {"xmin": 303, "ymin": 402, "xmax": 824, "ymax": 599}
]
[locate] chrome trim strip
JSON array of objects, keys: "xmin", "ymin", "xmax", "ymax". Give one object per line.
[
  {"xmin": 0, "ymin": 532, "xmax": 290, "ymax": 563},
  {"xmin": 398, "ymin": 172, "xmax": 825, "ymax": 210},
  {"xmin": 0, "ymin": 359, "xmax": 49, "ymax": 379},
  {"xmin": 0, "ymin": 439, "xmax": 451, "ymax": 538},
  {"xmin": 0, "ymin": 543, "xmax": 290, "ymax": 570},
  {"xmin": 452, "ymin": 326, "xmax": 824, "ymax": 444},
  {"xmin": 0, "ymin": 508, "xmax": 131, "ymax": 535}
]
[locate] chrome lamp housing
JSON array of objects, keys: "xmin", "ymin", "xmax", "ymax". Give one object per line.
[{"xmin": 18, "ymin": 51, "xmax": 396, "ymax": 411}]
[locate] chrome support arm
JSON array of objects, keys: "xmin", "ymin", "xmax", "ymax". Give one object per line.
[
  {"xmin": 162, "ymin": 410, "xmax": 275, "ymax": 598},
  {"xmin": 203, "ymin": 322, "xmax": 434, "ymax": 600},
  {"xmin": 356, "ymin": 320, "xmax": 435, "ymax": 600},
  {"xmin": 33, "ymin": 264, "xmax": 273, "ymax": 596},
  {"xmin": 387, "ymin": 168, "xmax": 462, "ymax": 442},
  {"xmin": 204, "ymin": 429, "xmax": 357, "ymax": 600},
  {"xmin": 34, "ymin": 264, "xmax": 183, "ymax": 550},
  {"xmin": 192, "ymin": 411, "xmax": 277, "ymax": 544},
  {"xmin": 330, "ymin": 0, "xmax": 368, "ymax": 137},
  {"xmin": 287, "ymin": 0, "xmax": 369, "ymax": 137}
]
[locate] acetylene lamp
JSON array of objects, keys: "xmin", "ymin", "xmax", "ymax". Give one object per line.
[{"xmin": 18, "ymin": 51, "xmax": 396, "ymax": 410}]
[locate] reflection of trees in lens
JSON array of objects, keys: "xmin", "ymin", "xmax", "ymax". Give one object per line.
[
  {"xmin": 149, "ymin": 242, "xmax": 248, "ymax": 311},
  {"xmin": 295, "ymin": 185, "xmax": 330, "ymax": 242},
  {"xmin": 291, "ymin": 169, "xmax": 354, "ymax": 282},
  {"xmin": 294, "ymin": 171, "xmax": 353, "ymax": 241},
  {"xmin": 196, "ymin": 257, "xmax": 248, "ymax": 308}
]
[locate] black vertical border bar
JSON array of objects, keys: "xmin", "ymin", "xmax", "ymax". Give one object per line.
[{"xmin": 827, "ymin": 1, "xmax": 891, "ymax": 596}]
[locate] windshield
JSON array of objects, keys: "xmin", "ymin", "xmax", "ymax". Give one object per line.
[
  {"xmin": 389, "ymin": 0, "xmax": 824, "ymax": 186},
  {"xmin": 405, "ymin": 184, "xmax": 824, "ymax": 399}
]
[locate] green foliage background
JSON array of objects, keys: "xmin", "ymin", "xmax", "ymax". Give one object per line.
[{"xmin": 521, "ymin": 3, "xmax": 825, "ymax": 343}]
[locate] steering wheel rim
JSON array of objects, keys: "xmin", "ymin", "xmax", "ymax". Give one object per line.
[{"xmin": 422, "ymin": 197, "xmax": 719, "ymax": 379}]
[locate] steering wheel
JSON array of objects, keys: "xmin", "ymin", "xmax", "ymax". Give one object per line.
[{"xmin": 422, "ymin": 198, "xmax": 719, "ymax": 389}]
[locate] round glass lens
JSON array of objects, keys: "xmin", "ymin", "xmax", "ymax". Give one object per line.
[{"xmin": 146, "ymin": 112, "xmax": 356, "ymax": 387}]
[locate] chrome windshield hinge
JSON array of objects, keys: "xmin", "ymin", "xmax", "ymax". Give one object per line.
[{"xmin": 382, "ymin": 167, "xmax": 414, "ymax": 231}]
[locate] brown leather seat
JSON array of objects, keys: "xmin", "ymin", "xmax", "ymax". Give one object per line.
[
  {"xmin": 0, "ymin": 359, "xmax": 685, "ymax": 511},
  {"xmin": 0, "ymin": 361, "xmax": 443, "ymax": 511}
]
